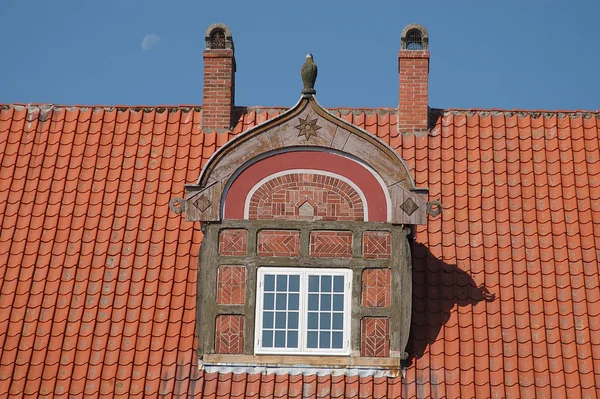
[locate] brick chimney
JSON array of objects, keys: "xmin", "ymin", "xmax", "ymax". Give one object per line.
[
  {"xmin": 398, "ymin": 24, "xmax": 429, "ymax": 134},
  {"xmin": 202, "ymin": 23, "xmax": 236, "ymax": 133}
]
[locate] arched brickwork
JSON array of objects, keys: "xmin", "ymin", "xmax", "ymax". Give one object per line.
[{"xmin": 247, "ymin": 172, "xmax": 364, "ymax": 221}]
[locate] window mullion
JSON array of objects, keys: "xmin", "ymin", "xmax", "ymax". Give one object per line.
[{"xmin": 299, "ymin": 270, "xmax": 307, "ymax": 352}]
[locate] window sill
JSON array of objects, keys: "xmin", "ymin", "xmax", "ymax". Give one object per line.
[{"xmin": 201, "ymin": 354, "xmax": 402, "ymax": 376}]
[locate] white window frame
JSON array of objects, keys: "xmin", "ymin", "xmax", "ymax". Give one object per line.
[{"xmin": 255, "ymin": 267, "xmax": 352, "ymax": 356}]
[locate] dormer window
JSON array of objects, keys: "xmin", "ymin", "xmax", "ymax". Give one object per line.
[
  {"xmin": 255, "ymin": 268, "xmax": 352, "ymax": 355},
  {"xmin": 174, "ymin": 57, "xmax": 431, "ymax": 374}
]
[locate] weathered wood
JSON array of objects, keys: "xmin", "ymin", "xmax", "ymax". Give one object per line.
[
  {"xmin": 197, "ymin": 223, "xmax": 220, "ymax": 356},
  {"xmin": 203, "ymin": 354, "xmax": 402, "ymax": 368}
]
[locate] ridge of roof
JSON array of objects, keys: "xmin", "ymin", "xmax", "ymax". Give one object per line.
[{"xmin": 3, "ymin": 103, "xmax": 599, "ymax": 118}]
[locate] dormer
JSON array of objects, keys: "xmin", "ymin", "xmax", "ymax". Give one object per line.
[{"xmin": 171, "ymin": 33, "xmax": 435, "ymax": 375}]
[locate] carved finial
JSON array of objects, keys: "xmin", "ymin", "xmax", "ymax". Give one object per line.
[{"xmin": 301, "ymin": 53, "xmax": 318, "ymax": 96}]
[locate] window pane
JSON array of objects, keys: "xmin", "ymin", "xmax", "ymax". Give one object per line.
[
  {"xmin": 332, "ymin": 313, "xmax": 343, "ymax": 330},
  {"xmin": 307, "ymin": 331, "xmax": 318, "ymax": 348},
  {"xmin": 320, "ymin": 313, "xmax": 331, "ymax": 329},
  {"xmin": 288, "ymin": 312, "xmax": 299, "ymax": 329},
  {"xmin": 333, "ymin": 276, "xmax": 344, "ymax": 292},
  {"xmin": 319, "ymin": 331, "xmax": 331, "ymax": 348},
  {"xmin": 332, "ymin": 332, "xmax": 343, "ymax": 349},
  {"xmin": 275, "ymin": 312, "xmax": 286, "ymax": 329},
  {"xmin": 320, "ymin": 294, "xmax": 331, "ymax": 311},
  {"xmin": 287, "ymin": 331, "xmax": 298, "ymax": 348},
  {"xmin": 307, "ymin": 312, "xmax": 318, "ymax": 329},
  {"xmin": 289, "ymin": 275, "xmax": 300, "ymax": 292},
  {"xmin": 321, "ymin": 276, "xmax": 332, "ymax": 292},
  {"xmin": 264, "ymin": 293, "xmax": 274, "ymax": 310},
  {"xmin": 263, "ymin": 311, "xmax": 274, "ymax": 328},
  {"xmin": 308, "ymin": 276, "xmax": 319, "ymax": 292},
  {"xmin": 262, "ymin": 330, "xmax": 273, "ymax": 348},
  {"xmin": 275, "ymin": 331, "xmax": 286, "ymax": 348},
  {"xmin": 333, "ymin": 294, "xmax": 344, "ymax": 311},
  {"xmin": 264, "ymin": 275, "xmax": 275, "ymax": 291},
  {"xmin": 277, "ymin": 275, "xmax": 288, "ymax": 291},
  {"xmin": 276, "ymin": 293, "xmax": 287, "ymax": 310},
  {"xmin": 289, "ymin": 294, "xmax": 299, "ymax": 310},
  {"xmin": 308, "ymin": 294, "xmax": 318, "ymax": 311}
]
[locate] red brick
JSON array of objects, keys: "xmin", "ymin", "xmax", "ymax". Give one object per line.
[
  {"xmin": 202, "ymin": 49, "xmax": 235, "ymax": 132},
  {"xmin": 398, "ymin": 50, "xmax": 429, "ymax": 132},
  {"xmin": 310, "ymin": 231, "xmax": 352, "ymax": 258},
  {"xmin": 217, "ymin": 266, "xmax": 245, "ymax": 305},
  {"xmin": 215, "ymin": 315, "xmax": 244, "ymax": 354},
  {"xmin": 361, "ymin": 317, "xmax": 390, "ymax": 357},
  {"xmin": 219, "ymin": 229, "xmax": 247, "ymax": 256},
  {"xmin": 249, "ymin": 173, "xmax": 364, "ymax": 221},
  {"xmin": 362, "ymin": 269, "xmax": 391, "ymax": 308},
  {"xmin": 257, "ymin": 230, "xmax": 300, "ymax": 257},
  {"xmin": 362, "ymin": 231, "xmax": 391, "ymax": 259}
]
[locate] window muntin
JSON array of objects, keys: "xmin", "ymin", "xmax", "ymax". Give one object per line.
[{"xmin": 255, "ymin": 268, "xmax": 352, "ymax": 355}]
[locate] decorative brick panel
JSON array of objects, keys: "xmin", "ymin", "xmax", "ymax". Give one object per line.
[
  {"xmin": 361, "ymin": 317, "xmax": 390, "ymax": 357},
  {"xmin": 215, "ymin": 315, "xmax": 244, "ymax": 354},
  {"xmin": 217, "ymin": 266, "xmax": 246, "ymax": 305},
  {"xmin": 363, "ymin": 231, "xmax": 391, "ymax": 259},
  {"xmin": 257, "ymin": 230, "xmax": 300, "ymax": 257},
  {"xmin": 310, "ymin": 231, "xmax": 352, "ymax": 258},
  {"xmin": 362, "ymin": 269, "xmax": 391, "ymax": 308},
  {"xmin": 248, "ymin": 173, "xmax": 364, "ymax": 221},
  {"xmin": 219, "ymin": 229, "xmax": 247, "ymax": 256}
]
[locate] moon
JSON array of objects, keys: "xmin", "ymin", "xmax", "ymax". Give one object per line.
[{"xmin": 141, "ymin": 34, "xmax": 161, "ymax": 51}]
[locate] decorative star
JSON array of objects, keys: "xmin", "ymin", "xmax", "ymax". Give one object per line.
[{"xmin": 295, "ymin": 117, "xmax": 321, "ymax": 140}]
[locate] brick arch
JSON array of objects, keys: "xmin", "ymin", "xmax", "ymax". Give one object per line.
[
  {"xmin": 222, "ymin": 151, "xmax": 390, "ymax": 222},
  {"xmin": 247, "ymin": 172, "xmax": 364, "ymax": 221}
]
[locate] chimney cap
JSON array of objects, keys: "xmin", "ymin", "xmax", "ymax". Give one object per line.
[
  {"xmin": 401, "ymin": 24, "xmax": 428, "ymax": 50},
  {"xmin": 205, "ymin": 23, "xmax": 234, "ymax": 50}
]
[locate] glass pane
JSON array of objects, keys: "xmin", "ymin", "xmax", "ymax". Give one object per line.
[
  {"xmin": 308, "ymin": 294, "xmax": 319, "ymax": 311},
  {"xmin": 264, "ymin": 293, "xmax": 274, "ymax": 310},
  {"xmin": 263, "ymin": 311, "xmax": 274, "ymax": 328},
  {"xmin": 275, "ymin": 331, "xmax": 286, "ymax": 348},
  {"xmin": 321, "ymin": 276, "xmax": 332, "ymax": 292},
  {"xmin": 287, "ymin": 331, "xmax": 298, "ymax": 348},
  {"xmin": 264, "ymin": 275, "xmax": 275, "ymax": 291},
  {"xmin": 288, "ymin": 312, "xmax": 299, "ymax": 329},
  {"xmin": 308, "ymin": 275, "xmax": 319, "ymax": 292},
  {"xmin": 275, "ymin": 312, "xmax": 286, "ymax": 329},
  {"xmin": 332, "ymin": 332, "xmax": 343, "ymax": 349},
  {"xmin": 307, "ymin": 312, "xmax": 318, "ymax": 329},
  {"xmin": 320, "ymin": 294, "xmax": 331, "ymax": 311},
  {"xmin": 262, "ymin": 330, "xmax": 273, "ymax": 348},
  {"xmin": 277, "ymin": 275, "xmax": 288, "ymax": 291},
  {"xmin": 320, "ymin": 313, "xmax": 331, "ymax": 329},
  {"xmin": 307, "ymin": 331, "xmax": 318, "ymax": 348},
  {"xmin": 332, "ymin": 313, "xmax": 343, "ymax": 330},
  {"xmin": 289, "ymin": 275, "xmax": 300, "ymax": 292},
  {"xmin": 333, "ymin": 276, "xmax": 344, "ymax": 292},
  {"xmin": 289, "ymin": 294, "xmax": 299, "ymax": 310},
  {"xmin": 333, "ymin": 294, "xmax": 344, "ymax": 311},
  {"xmin": 319, "ymin": 331, "xmax": 331, "ymax": 349},
  {"xmin": 276, "ymin": 293, "xmax": 287, "ymax": 310}
]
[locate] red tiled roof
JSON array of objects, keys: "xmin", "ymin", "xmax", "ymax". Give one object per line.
[{"xmin": 1, "ymin": 103, "xmax": 600, "ymax": 397}]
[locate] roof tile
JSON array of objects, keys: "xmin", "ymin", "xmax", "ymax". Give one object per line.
[{"xmin": 2, "ymin": 105, "xmax": 600, "ymax": 397}]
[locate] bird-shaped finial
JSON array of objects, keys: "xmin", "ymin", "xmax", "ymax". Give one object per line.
[{"xmin": 301, "ymin": 53, "xmax": 318, "ymax": 96}]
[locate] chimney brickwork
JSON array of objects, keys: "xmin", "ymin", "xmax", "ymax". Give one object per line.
[
  {"xmin": 398, "ymin": 24, "xmax": 430, "ymax": 134},
  {"xmin": 202, "ymin": 24, "xmax": 236, "ymax": 133}
]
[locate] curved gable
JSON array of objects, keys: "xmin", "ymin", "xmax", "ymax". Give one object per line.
[{"xmin": 181, "ymin": 96, "xmax": 428, "ymax": 224}]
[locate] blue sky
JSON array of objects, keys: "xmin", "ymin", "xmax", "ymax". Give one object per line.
[{"xmin": 1, "ymin": 0, "xmax": 598, "ymax": 110}]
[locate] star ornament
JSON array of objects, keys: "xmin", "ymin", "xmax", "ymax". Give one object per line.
[{"xmin": 295, "ymin": 117, "xmax": 321, "ymax": 140}]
